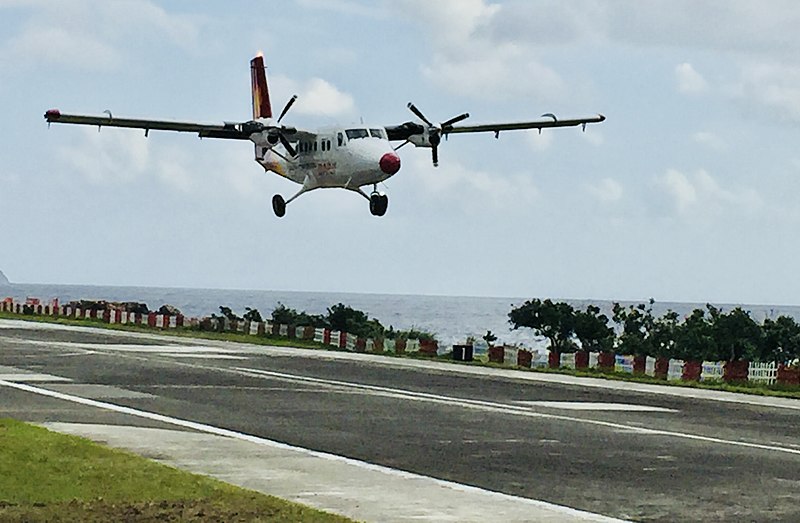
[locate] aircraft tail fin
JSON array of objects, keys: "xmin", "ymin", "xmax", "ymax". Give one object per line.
[{"xmin": 250, "ymin": 53, "xmax": 272, "ymax": 120}]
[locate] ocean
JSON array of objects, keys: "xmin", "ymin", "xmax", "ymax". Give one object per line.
[{"xmin": 2, "ymin": 283, "xmax": 799, "ymax": 349}]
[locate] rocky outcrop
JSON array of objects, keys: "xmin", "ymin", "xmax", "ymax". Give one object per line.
[{"xmin": 64, "ymin": 300, "xmax": 150, "ymax": 314}]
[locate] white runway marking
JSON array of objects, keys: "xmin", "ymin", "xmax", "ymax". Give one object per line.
[
  {"xmin": 1, "ymin": 337, "xmax": 248, "ymax": 359},
  {"xmin": 156, "ymin": 353, "xmax": 249, "ymax": 360},
  {"xmin": 0, "ymin": 379, "xmax": 624, "ymax": 523},
  {"xmin": 516, "ymin": 401, "xmax": 678, "ymax": 412},
  {"xmin": 0, "ymin": 373, "xmax": 72, "ymax": 382},
  {"xmin": 44, "ymin": 384, "xmax": 156, "ymax": 400},
  {"xmin": 231, "ymin": 367, "xmax": 800, "ymax": 456}
]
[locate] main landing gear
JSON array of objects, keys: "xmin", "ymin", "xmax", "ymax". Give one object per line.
[
  {"xmin": 270, "ymin": 185, "xmax": 389, "ymax": 218},
  {"xmin": 369, "ymin": 192, "xmax": 388, "ymax": 217}
]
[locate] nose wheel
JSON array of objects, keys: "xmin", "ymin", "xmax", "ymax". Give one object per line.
[
  {"xmin": 272, "ymin": 194, "xmax": 286, "ymax": 217},
  {"xmin": 369, "ymin": 193, "xmax": 388, "ymax": 216}
]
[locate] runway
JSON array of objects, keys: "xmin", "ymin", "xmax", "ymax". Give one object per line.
[{"xmin": 1, "ymin": 319, "xmax": 799, "ymax": 522}]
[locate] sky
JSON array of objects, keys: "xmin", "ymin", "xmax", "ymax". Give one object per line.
[{"xmin": 2, "ymin": 0, "xmax": 800, "ymax": 306}]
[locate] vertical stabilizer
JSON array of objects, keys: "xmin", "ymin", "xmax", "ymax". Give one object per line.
[{"xmin": 250, "ymin": 54, "xmax": 272, "ymax": 120}]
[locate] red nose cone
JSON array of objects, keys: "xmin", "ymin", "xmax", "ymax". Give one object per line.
[{"xmin": 379, "ymin": 152, "xmax": 401, "ymax": 175}]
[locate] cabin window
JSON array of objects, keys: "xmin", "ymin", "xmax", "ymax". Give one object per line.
[
  {"xmin": 337, "ymin": 132, "xmax": 344, "ymax": 146},
  {"xmin": 345, "ymin": 128, "xmax": 369, "ymax": 140},
  {"xmin": 369, "ymin": 128, "xmax": 385, "ymax": 139},
  {"xmin": 313, "ymin": 141, "xmax": 318, "ymax": 152}
]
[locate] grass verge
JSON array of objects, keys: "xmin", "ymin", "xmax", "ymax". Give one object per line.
[
  {"xmin": 0, "ymin": 418, "xmax": 353, "ymax": 523},
  {"xmin": 2, "ymin": 312, "xmax": 800, "ymax": 400}
]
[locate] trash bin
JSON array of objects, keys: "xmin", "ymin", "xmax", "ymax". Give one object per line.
[{"xmin": 452, "ymin": 344, "xmax": 473, "ymax": 362}]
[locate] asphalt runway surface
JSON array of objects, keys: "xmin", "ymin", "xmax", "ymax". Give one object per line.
[{"xmin": 1, "ymin": 319, "xmax": 799, "ymax": 522}]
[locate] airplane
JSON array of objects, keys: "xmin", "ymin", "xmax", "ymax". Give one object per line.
[{"xmin": 44, "ymin": 53, "xmax": 605, "ymax": 218}]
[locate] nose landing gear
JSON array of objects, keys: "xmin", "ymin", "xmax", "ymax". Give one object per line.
[
  {"xmin": 272, "ymin": 194, "xmax": 286, "ymax": 217},
  {"xmin": 369, "ymin": 192, "xmax": 388, "ymax": 217}
]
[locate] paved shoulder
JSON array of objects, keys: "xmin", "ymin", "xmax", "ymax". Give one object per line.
[{"xmin": 46, "ymin": 423, "xmax": 624, "ymax": 523}]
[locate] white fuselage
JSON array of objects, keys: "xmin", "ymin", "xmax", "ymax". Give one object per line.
[{"xmin": 250, "ymin": 124, "xmax": 400, "ymax": 192}]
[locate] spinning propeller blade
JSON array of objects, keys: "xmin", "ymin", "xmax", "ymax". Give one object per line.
[
  {"xmin": 406, "ymin": 102, "xmax": 470, "ymax": 167},
  {"xmin": 277, "ymin": 95, "xmax": 298, "ymax": 123},
  {"xmin": 279, "ymin": 134, "xmax": 296, "ymax": 157},
  {"xmin": 407, "ymin": 102, "xmax": 434, "ymax": 127},
  {"xmin": 441, "ymin": 112, "xmax": 469, "ymax": 129}
]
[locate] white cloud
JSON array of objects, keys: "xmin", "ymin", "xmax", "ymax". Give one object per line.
[
  {"xmin": 58, "ymin": 128, "xmax": 150, "ymax": 185},
  {"xmin": 3, "ymin": 26, "xmax": 118, "ymax": 71},
  {"xmin": 736, "ymin": 62, "xmax": 800, "ymax": 123},
  {"xmin": 581, "ymin": 129, "xmax": 605, "ymax": 146},
  {"xmin": 421, "ymin": 44, "xmax": 565, "ymax": 102},
  {"xmin": 586, "ymin": 177, "xmax": 623, "ymax": 203},
  {"xmin": 393, "ymin": 0, "xmax": 565, "ymax": 102},
  {"xmin": 98, "ymin": 1, "xmax": 201, "ymax": 50},
  {"xmin": 526, "ymin": 129, "xmax": 554, "ymax": 151},
  {"xmin": 675, "ymin": 63, "xmax": 708, "ymax": 94},
  {"xmin": 394, "ymin": 0, "xmax": 500, "ymax": 48},
  {"xmin": 602, "ymin": 2, "xmax": 800, "ymax": 58},
  {"xmin": 294, "ymin": 0, "xmax": 388, "ymax": 18},
  {"xmin": 404, "ymin": 152, "xmax": 538, "ymax": 212},
  {"xmin": 297, "ymin": 78, "xmax": 356, "ymax": 117},
  {"xmin": 54, "ymin": 127, "xmax": 261, "ymax": 199},
  {"xmin": 152, "ymin": 147, "xmax": 194, "ymax": 193},
  {"xmin": 658, "ymin": 169, "xmax": 697, "ymax": 213},
  {"xmin": 656, "ymin": 168, "xmax": 762, "ymax": 217},
  {"xmin": 692, "ymin": 131, "xmax": 727, "ymax": 151},
  {"xmin": 270, "ymin": 75, "xmax": 356, "ymax": 118},
  {"xmin": 0, "ymin": 1, "xmax": 202, "ymax": 71}
]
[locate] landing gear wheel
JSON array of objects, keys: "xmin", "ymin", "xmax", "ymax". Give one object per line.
[
  {"xmin": 272, "ymin": 194, "xmax": 286, "ymax": 217},
  {"xmin": 379, "ymin": 194, "xmax": 388, "ymax": 215},
  {"xmin": 369, "ymin": 193, "xmax": 388, "ymax": 217}
]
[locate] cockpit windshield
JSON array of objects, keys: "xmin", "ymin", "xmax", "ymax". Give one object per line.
[
  {"xmin": 369, "ymin": 128, "xmax": 385, "ymax": 139},
  {"xmin": 345, "ymin": 128, "xmax": 369, "ymax": 140}
]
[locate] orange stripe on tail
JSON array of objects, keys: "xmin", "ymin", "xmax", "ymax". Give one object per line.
[{"xmin": 250, "ymin": 54, "xmax": 272, "ymax": 119}]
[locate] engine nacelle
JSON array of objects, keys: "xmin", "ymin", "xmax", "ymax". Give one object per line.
[{"xmin": 409, "ymin": 131, "xmax": 433, "ymax": 148}]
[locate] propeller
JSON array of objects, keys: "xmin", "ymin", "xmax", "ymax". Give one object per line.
[
  {"xmin": 407, "ymin": 102, "xmax": 469, "ymax": 167},
  {"xmin": 277, "ymin": 95, "xmax": 297, "ymax": 123},
  {"xmin": 265, "ymin": 95, "xmax": 300, "ymax": 157}
]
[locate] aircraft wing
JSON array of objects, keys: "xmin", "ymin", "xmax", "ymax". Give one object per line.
[
  {"xmin": 446, "ymin": 114, "xmax": 606, "ymax": 135},
  {"xmin": 385, "ymin": 113, "xmax": 605, "ymax": 141},
  {"xmin": 44, "ymin": 109, "xmax": 251, "ymax": 140}
]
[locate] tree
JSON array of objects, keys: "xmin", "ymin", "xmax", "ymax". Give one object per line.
[
  {"xmin": 707, "ymin": 305, "xmax": 762, "ymax": 361},
  {"xmin": 674, "ymin": 308, "xmax": 716, "ymax": 361},
  {"xmin": 573, "ymin": 305, "xmax": 614, "ymax": 352},
  {"xmin": 509, "ymin": 299, "xmax": 576, "ymax": 353},
  {"xmin": 651, "ymin": 310, "xmax": 680, "ymax": 358},
  {"xmin": 271, "ymin": 302, "xmax": 324, "ymax": 327},
  {"xmin": 761, "ymin": 315, "xmax": 800, "ymax": 365},
  {"xmin": 325, "ymin": 303, "xmax": 384, "ymax": 338},
  {"xmin": 218, "ymin": 306, "xmax": 241, "ymax": 322},
  {"xmin": 483, "ymin": 330, "xmax": 498, "ymax": 347},
  {"xmin": 612, "ymin": 300, "xmax": 655, "ymax": 356},
  {"xmin": 243, "ymin": 307, "xmax": 263, "ymax": 323}
]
